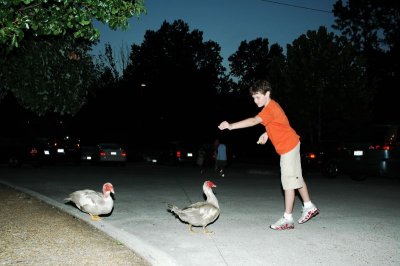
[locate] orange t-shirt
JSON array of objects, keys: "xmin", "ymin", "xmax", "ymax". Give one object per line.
[{"xmin": 257, "ymin": 99, "xmax": 299, "ymax": 155}]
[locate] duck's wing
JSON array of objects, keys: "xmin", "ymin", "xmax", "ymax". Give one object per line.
[
  {"xmin": 178, "ymin": 202, "xmax": 219, "ymax": 226},
  {"xmin": 69, "ymin": 190, "xmax": 102, "ymax": 209}
]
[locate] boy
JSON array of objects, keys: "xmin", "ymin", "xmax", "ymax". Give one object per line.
[{"xmin": 218, "ymin": 80, "xmax": 319, "ymax": 230}]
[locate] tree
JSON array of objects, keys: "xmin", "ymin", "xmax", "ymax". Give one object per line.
[
  {"xmin": 0, "ymin": 0, "xmax": 146, "ymax": 53},
  {"xmin": 0, "ymin": 35, "xmax": 99, "ymax": 116},
  {"xmin": 333, "ymin": 0, "xmax": 400, "ymax": 52},
  {"xmin": 0, "ymin": 0, "xmax": 146, "ymax": 118},
  {"xmin": 123, "ymin": 19, "xmax": 226, "ymax": 141},
  {"xmin": 228, "ymin": 38, "xmax": 285, "ymax": 92},
  {"xmin": 70, "ymin": 42, "xmax": 127, "ymax": 142},
  {"xmin": 285, "ymin": 26, "xmax": 371, "ymax": 143},
  {"xmin": 94, "ymin": 43, "xmax": 121, "ymax": 86},
  {"xmin": 333, "ymin": 0, "xmax": 400, "ymax": 124}
]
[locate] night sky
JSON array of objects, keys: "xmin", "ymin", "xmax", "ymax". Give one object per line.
[{"xmin": 92, "ymin": 0, "xmax": 337, "ymax": 71}]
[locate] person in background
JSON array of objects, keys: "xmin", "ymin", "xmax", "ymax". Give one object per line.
[
  {"xmin": 218, "ymin": 79, "xmax": 319, "ymax": 230},
  {"xmin": 214, "ymin": 139, "xmax": 227, "ymax": 177},
  {"xmin": 196, "ymin": 146, "xmax": 206, "ymax": 174}
]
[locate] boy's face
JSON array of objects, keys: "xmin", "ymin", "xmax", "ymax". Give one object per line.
[{"xmin": 252, "ymin": 91, "xmax": 270, "ymax": 108}]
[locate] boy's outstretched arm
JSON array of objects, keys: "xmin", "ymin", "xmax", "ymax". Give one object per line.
[{"xmin": 218, "ymin": 116, "xmax": 262, "ymax": 130}]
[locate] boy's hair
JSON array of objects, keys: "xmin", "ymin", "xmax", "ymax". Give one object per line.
[{"xmin": 249, "ymin": 80, "xmax": 272, "ymax": 95}]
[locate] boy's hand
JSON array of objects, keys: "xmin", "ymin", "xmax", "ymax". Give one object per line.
[
  {"xmin": 257, "ymin": 132, "xmax": 268, "ymax": 145},
  {"xmin": 218, "ymin": 121, "xmax": 231, "ymax": 130}
]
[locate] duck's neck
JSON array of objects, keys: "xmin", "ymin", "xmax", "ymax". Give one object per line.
[{"xmin": 206, "ymin": 190, "xmax": 219, "ymax": 209}]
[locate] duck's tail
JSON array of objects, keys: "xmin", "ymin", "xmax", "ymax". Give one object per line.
[{"xmin": 166, "ymin": 203, "xmax": 179, "ymax": 213}]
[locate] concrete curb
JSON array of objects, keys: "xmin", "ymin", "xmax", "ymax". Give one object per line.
[{"xmin": 0, "ymin": 180, "xmax": 180, "ymax": 266}]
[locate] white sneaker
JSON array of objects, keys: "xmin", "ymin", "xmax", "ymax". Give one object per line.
[
  {"xmin": 298, "ymin": 204, "xmax": 319, "ymax": 224},
  {"xmin": 270, "ymin": 217, "xmax": 294, "ymax": 230}
]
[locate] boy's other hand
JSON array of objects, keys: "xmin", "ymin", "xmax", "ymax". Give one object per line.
[
  {"xmin": 257, "ymin": 132, "xmax": 268, "ymax": 145},
  {"xmin": 218, "ymin": 121, "xmax": 231, "ymax": 130}
]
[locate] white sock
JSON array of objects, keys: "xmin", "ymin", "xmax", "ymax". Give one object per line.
[
  {"xmin": 283, "ymin": 212, "xmax": 293, "ymax": 220},
  {"xmin": 303, "ymin": 201, "xmax": 313, "ymax": 208}
]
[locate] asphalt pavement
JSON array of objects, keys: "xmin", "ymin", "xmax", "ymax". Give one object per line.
[{"xmin": 1, "ymin": 162, "xmax": 399, "ymax": 266}]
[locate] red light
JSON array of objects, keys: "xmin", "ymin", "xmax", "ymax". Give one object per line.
[
  {"xmin": 176, "ymin": 150, "xmax": 181, "ymax": 158},
  {"xmin": 306, "ymin": 152, "xmax": 316, "ymax": 159},
  {"xmin": 100, "ymin": 150, "xmax": 106, "ymax": 156},
  {"xmin": 30, "ymin": 148, "xmax": 38, "ymax": 156},
  {"xmin": 369, "ymin": 145, "xmax": 392, "ymax": 150},
  {"xmin": 121, "ymin": 150, "xmax": 127, "ymax": 157}
]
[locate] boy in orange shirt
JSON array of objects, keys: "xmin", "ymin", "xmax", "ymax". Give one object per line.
[{"xmin": 218, "ymin": 80, "xmax": 319, "ymax": 230}]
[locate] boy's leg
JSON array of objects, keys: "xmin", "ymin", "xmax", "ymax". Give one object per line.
[
  {"xmin": 297, "ymin": 183, "xmax": 310, "ymax": 202},
  {"xmin": 297, "ymin": 182, "xmax": 319, "ymax": 223},
  {"xmin": 271, "ymin": 143, "xmax": 303, "ymax": 230},
  {"xmin": 270, "ymin": 189, "xmax": 296, "ymax": 230},
  {"xmin": 284, "ymin": 189, "xmax": 295, "ymax": 214}
]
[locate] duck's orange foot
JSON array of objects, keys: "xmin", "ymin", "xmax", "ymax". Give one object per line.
[
  {"xmin": 89, "ymin": 214, "xmax": 102, "ymax": 221},
  {"xmin": 203, "ymin": 227, "xmax": 214, "ymax": 234},
  {"xmin": 188, "ymin": 224, "xmax": 199, "ymax": 233}
]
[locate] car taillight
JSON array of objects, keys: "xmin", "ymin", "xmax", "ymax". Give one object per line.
[
  {"xmin": 121, "ymin": 150, "xmax": 127, "ymax": 157},
  {"xmin": 30, "ymin": 148, "xmax": 38, "ymax": 156},
  {"xmin": 305, "ymin": 152, "xmax": 316, "ymax": 159},
  {"xmin": 369, "ymin": 145, "xmax": 392, "ymax": 150},
  {"xmin": 100, "ymin": 150, "xmax": 106, "ymax": 156},
  {"xmin": 176, "ymin": 150, "xmax": 181, "ymax": 158}
]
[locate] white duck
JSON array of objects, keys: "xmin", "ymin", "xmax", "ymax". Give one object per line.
[
  {"xmin": 65, "ymin": 182, "xmax": 115, "ymax": 221},
  {"xmin": 167, "ymin": 180, "xmax": 220, "ymax": 234}
]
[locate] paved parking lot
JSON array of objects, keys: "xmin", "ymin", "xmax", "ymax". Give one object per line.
[{"xmin": 1, "ymin": 162, "xmax": 399, "ymax": 266}]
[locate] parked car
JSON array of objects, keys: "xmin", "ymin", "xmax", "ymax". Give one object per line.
[
  {"xmin": 79, "ymin": 145, "xmax": 97, "ymax": 164},
  {"xmin": 94, "ymin": 143, "xmax": 127, "ymax": 166},
  {"xmin": 170, "ymin": 141, "xmax": 201, "ymax": 165},
  {"xmin": 27, "ymin": 137, "xmax": 53, "ymax": 167},
  {"xmin": 302, "ymin": 124, "xmax": 400, "ymax": 179},
  {"xmin": 0, "ymin": 136, "xmax": 52, "ymax": 167},
  {"xmin": 141, "ymin": 141, "xmax": 214, "ymax": 166},
  {"xmin": 141, "ymin": 141, "xmax": 194, "ymax": 165},
  {"xmin": 141, "ymin": 142, "xmax": 172, "ymax": 164},
  {"xmin": 141, "ymin": 140, "xmax": 236, "ymax": 168},
  {"xmin": 48, "ymin": 135, "xmax": 81, "ymax": 164},
  {"xmin": 301, "ymin": 141, "xmax": 341, "ymax": 178}
]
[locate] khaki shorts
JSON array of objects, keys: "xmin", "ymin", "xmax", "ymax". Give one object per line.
[{"xmin": 280, "ymin": 142, "xmax": 305, "ymax": 190}]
